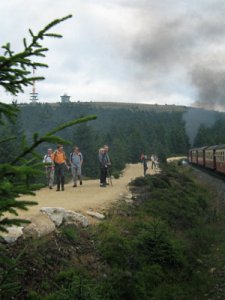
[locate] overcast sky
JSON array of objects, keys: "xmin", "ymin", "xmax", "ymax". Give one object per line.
[{"xmin": 1, "ymin": 0, "xmax": 225, "ymax": 110}]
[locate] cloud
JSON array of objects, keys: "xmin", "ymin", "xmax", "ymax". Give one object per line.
[
  {"xmin": 191, "ymin": 66, "xmax": 225, "ymax": 111},
  {"xmin": 0, "ymin": 0, "xmax": 225, "ymax": 109}
]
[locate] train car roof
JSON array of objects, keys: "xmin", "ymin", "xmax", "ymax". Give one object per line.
[
  {"xmin": 214, "ymin": 144, "xmax": 225, "ymax": 150},
  {"xmin": 205, "ymin": 145, "xmax": 219, "ymax": 150},
  {"xmin": 189, "ymin": 146, "xmax": 208, "ymax": 151},
  {"xmin": 190, "ymin": 144, "xmax": 225, "ymax": 151}
]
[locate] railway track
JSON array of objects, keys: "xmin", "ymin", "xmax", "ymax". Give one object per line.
[
  {"xmin": 190, "ymin": 163, "xmax": 225, "ymax": 181},
  {"xmin": 190, "ymin": 164, "xmax": 225, "ymax": 207}
]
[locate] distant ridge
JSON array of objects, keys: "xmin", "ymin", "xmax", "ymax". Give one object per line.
[{"xmin": 18, "ymin": 101, "xmax": 187, "ymax": 113}]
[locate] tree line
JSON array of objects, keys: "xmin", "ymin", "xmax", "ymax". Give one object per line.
[
  {"xmin": 193, "ymin": 114, "xmax": 225, "ymax": 147},
  {"xmin": 0, "ymin": 102, "xmax": 191, "ymax": 179}
]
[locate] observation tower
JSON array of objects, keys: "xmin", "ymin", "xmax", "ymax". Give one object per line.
[{"xmin": 60, "ymin": 94, "xmax": 70, "ymax": 103}]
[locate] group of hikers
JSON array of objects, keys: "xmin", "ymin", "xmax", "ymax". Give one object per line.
[
  {"xmin": 43, "ymin": 144, "xmax": 111, "ymax": 191},
  {"xmin": 43, "ymin": 144, "xmax": 158, "ymax": 190},
  {"xmin": 140, "ymin": 153, "xmax": 159, "ymax": 176}
]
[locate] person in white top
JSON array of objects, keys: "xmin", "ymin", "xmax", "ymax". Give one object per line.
[{"xmin": 43, "ymin": 148, "xmax": 54, "ymax": 189}]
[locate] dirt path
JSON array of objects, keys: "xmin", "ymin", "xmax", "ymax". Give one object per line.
[{"xmin": 13, "ymin": 163, "xmax": 155, "ymax": 221}]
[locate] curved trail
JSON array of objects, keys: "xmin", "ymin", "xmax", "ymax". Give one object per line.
[{"xmin": 14, "ymin": 163, "xmax": 156, "ymax": 221}]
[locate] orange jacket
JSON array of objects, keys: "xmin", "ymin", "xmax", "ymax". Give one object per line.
[{"xmin": 53, "ymin": 150, "xmax": 67, "ymax": 164}]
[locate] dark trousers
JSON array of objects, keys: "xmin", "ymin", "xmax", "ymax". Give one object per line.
[
  {"xmin": 55, "ymin": 163, "xmax": 65, "ymax": 190},
  {"xmin": 100, "ymin": 167, "xmax": 107, "ymax": 184}
]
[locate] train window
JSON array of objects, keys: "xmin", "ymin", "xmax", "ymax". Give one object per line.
[
  {"xmin": 206, "ymin": 151, "xmax": 213, "ymax": 160},
  {"xmin": 216, "ymin": 151, "xmax": 225, "ymax": 162}
]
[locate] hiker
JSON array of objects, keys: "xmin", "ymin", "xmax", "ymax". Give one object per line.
[
  {"xmin": 154, "ymin": 155, "xmax": 159, "ymax": 169},
  {"xmin": 53, "ymin": 144, "xmax": 69, "ymax": 191},
  {"xmin": 151, "ymin": 154, "xmax": 155, "ymax": 169},
  {"xmin": 43, "ymin": 148, "xmax": 54, "ymax": 189},
  {"xmin": 98, "ymin": 147, "xmax": 108, "ymax": 187},
  {"xmin": 70, "ymin": 146, "xmax": 83, "ymax": 187},
  {"xmin": 104, "ymin": 144, "xmax": 112, "ymax": 185},
  {"xmin": 142, "ymin": 155, "xmax": 148, "ymax": 176}
]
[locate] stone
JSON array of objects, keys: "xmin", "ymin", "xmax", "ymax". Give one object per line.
[
  {"xmin": 125, "ymin": 194, "xmax": 133, "ymax": 199},
  {"xmin": 23, "ymin": 214, "xmax": 55, "ymax": 239},
  {"xmin": 124, "ymin": 199, "xmax": 133, "ymax": 204},
  {"xmin": 64, "ymin": 210, "xmax": 89, "ymax": 227},
  {"xmin": 1, "ymin": 226, "xmax": 24, "ymax": 243},
  {"xmin": 40, "ymin": 207, "xmax": 65, "ymax": 226},
  {"xmin": 86, "ymin": 210, "xmax": 105, "ymax": 220}
]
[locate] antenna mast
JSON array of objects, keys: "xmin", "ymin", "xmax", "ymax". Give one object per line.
[{"xmin": 29, "ymin": 67, "xmax": 39, "ymax": 103}]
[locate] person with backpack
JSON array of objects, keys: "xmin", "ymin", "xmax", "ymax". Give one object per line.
[
  {"xmin": 70, "ymin": 146, "xmax": 83, "ymax": 187},
  {"xmin": 142, "ymin": 155, "xmax": 148, "ymax": 176},
  {"xmin": 99, "ymin": 148, "xmax": 107, "ymax": 187},
  {"xmin": 43, "ymin": 148, "xmax": 54, "ymax": 189},
  {"xmin": 141, "ymin": 153, "xmax": 148, "ymax": 176},
  {"xmin": 104, "ymin": 144, "xmax": 111, "ymax": 185},
  {"xmin": 99, "ymin": 145, "xmax": 111, "ymax": 187},
  {"xmin": 52, "ymin": 144, "xmax": 69, "ymax": 191}
]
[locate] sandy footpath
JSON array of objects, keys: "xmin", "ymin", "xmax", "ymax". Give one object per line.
[{"xmin": 12, "ymin": 163, "xmax": 156, "ymax": 221}]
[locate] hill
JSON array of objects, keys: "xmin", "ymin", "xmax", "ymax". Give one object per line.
[{"xmin": 1, "ymin": 101, "xmax": 225, "ymax": 179}]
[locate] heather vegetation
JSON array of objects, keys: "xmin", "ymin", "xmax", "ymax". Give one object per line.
[{"xmin": 2, "ymin": 163, "xmax": 225, "ymax": 299}]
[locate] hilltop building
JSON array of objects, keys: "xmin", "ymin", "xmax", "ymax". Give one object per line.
[{"xmin": 60, "ymin": 94, "xmax": 71, "ymax": 103}]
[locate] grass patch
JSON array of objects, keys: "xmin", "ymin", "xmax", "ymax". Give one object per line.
[{"xmin": 61, "ymin": 225, "xmax": 80, "ymax": 243}]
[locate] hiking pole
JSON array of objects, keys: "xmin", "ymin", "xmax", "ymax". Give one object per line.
[{"xmin": 107, "ymin": 166, "xmax": 113, "ymax": 186}]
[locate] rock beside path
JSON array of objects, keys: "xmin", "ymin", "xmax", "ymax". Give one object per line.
[
  {"xmin": 86, "ymin": 210, "xmax": 105, "ymax": 220},
  {"xmin": 1, "ymin": 226, "xmax": 24, "ymax": 243},
  {"xmin": 23, "ymin": 215, "xmax": 56, "ymax": 239},
  {"xmin": 64, "ymin": 210, "xmax": 89, "ymax": 227},
  {"xmin": 40, "ymin": 207, "xmax": 66, "ymax": 226},
  {"xmin": 41, "ymin": 207, "xmax": 89, "ymax": 227}
]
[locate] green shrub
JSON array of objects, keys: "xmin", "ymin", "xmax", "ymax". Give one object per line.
[
  {"xmin": 112, "ymin": 170, "xmax": 120, "ymax": 179},
  {"xmin": 61, "ymin": 225, "xmax": 80, "ymax": 243},
  {"xmin": 97, "ymin": 226, "xmax": 131, "ymax": 267}
]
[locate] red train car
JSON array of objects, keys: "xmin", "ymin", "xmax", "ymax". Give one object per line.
[
  {"xmin": 196, "ymin": 146, "xmax": 208, "ymax": 166},
  {"xmin": 188, "ymin": 148, "xmax": 198, "ymax": 164},
  {"xmin": 189, "ymin": 147, "xmax": 207, "ymax": 165},
  {"xmin": 205, "ymin": 145, "xmax": 217, "ymax": 170},
  {"xmin": 215, "ymin": 144, "xmax": 225, "ymax": 174},
  {"xmin": 189, "ymin": 144, "xmax": 225, "ymax": 175}
]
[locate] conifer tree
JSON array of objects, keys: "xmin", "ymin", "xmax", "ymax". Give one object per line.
[{"xmin": 0, "ymin": 16, "xmax": 97, "ymax": 233}]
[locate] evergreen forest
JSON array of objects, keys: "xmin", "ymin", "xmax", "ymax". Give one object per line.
[
  {"xmin": 1, "ymin": 102, "xmax": 191, "ymax": 179},
  {"xmin": 2, "ymin": 102, "xmax": 225, "ymax": 181}
]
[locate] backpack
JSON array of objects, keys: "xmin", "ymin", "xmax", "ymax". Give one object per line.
[
  {"xmin": 43, "ymin": 154, "xmax": 53, "ymax": 164},
  {"xmin": 70, "ymin": 152, "xmax": 83, "ymax": 163}
]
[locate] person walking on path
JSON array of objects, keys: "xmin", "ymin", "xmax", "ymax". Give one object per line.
[
  {"xmin": 99, "ymin": 147, "xmax": 108, "ymax": 187},
  {"xmin": 151, "ymin": 154, "xmax": 155, "ymax": 169},
  {"xmin": 70, "ymin": 146, "xmax": 83, "ymax": 187},
  {"xmin": 104, "ymin": 144, "xmax": 111, "ymax": 185},
  {"xmin": 142, "ymin": 155, "xmax": 148, "ymax": 176},
  {"xmin": 98, "ymin": 145, "xmax": 111, "ymax": 187},
  {"xmin": 53, "ymin": 144, "xmax": 69, "ymax": 191},
  {"xmin": 43, "ymin": 148, "xmax": 54, "ymax": 189}
]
